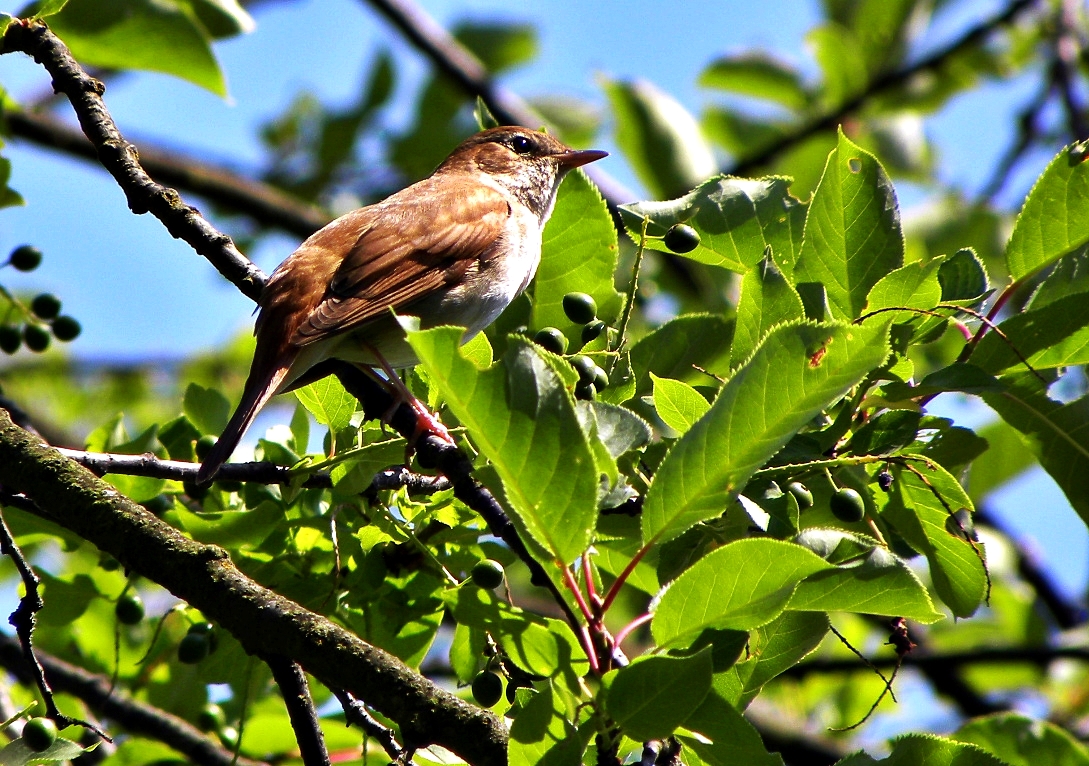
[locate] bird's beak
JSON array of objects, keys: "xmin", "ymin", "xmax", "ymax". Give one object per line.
[{"xmin": 555, "ymin": 148, "xmax": 608, "ymax": 169}]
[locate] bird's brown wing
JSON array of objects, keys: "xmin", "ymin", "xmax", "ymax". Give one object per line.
[{"xmin": 292, "ymin": 180, "xmax": 510, "ymax": 346}]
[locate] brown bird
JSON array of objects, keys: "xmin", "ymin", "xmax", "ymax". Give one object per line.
[{"xmin": 197, "ymin": 126, "xmax": 607, "ymax": 483}]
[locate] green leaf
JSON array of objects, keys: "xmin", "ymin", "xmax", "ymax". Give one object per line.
[
  {"xmin": 651, "ymin": 539, "xmax": 832, "ymax": 648},
  {"xmin": 955, "ymin": 713, "xmax": 1089, "ymax": 766},
  {"xmin": 509, "ymin": 682, "xmax": 590, "ymax": 766},
  {"xmin": 294, "ymin": 377, "xmax": 357, "ymax": 432},
  {"xmin": 454, "ymin": 22, "xmax": 536, "ymax": 74},
  {"xmin": 1006, "ymin": 142, "xmax": 1089, "ymax": 281},
  {"xmin": 939, "ymin": 248, "xmax": 990, "ymax": 302},
  {"xmin": 732, "ymin": 247, "xmax": 806, "ymax": 365},
  {"xmin": 586, "ymin": 401, "xmax": 651, "ymax": 460},
  {"xmin": 972, "ymin": 290, "xmax": 1089, "ymax": 374},
  {"xmin": 604, "ymin": 648, "xmax": 713, "ymax": 741},
  {"xmin": 0, "ymin": 736, "xmax": 87, "ymax": 766},
  {"xmin": 620, "ymin": 176, "xmax": 807, "ymax": 274},
  {"xmin": 642, "ymin": 320, "xmax": 890, "ymax": 546},
  {"xmin": 651, "ymin": 375, "xmax": 710, "ymax": 436},
  {"xmin": 966, "ymin": 420, "xmax": 1033, "ymax": 503},
  {"xmin": 179, "ymin": 0, "xmax": 255, "ymax": 37},
  {"xmin": 881, "ymin": 363, "xmax": 1002, "ymax": 401},
  {"xmin": 629, "ymin": 314, "xmax": 735, "ymax": 397},
  {"xmin": 167, "ymin": 502, "xmax": 283, "ymax": 548},
  {"xmin": 681, "ymin": 682, "xmax": 784, "ymax": 766},
  {"xmin": 47, "ymin": 0, "xmax": 228, "ymax": 97},
  {"xmin": 846, "ymin": 733, "xmax": 1007, "ymax": 765},
  {"xmin": 532, "ymin": 170, "xmax": 623, "ymax": 339},
  {"xmin": 1029, "ymin": 243, "xmax": 1089, "ymax": 308},
  {"xmin": 848, "ymin": 409, "xmax": 922, "ymax": 456},
  {"xmin": 794, "ymin": 129, "xmax": 904, "ymax": 320},
  {"xmin": 864, "ymin": 257, "xmax": 943, "ymax": 320},
  {"xmin": 718, "ymin": 611, "xmax": 829, "ymax": 709},
  {"xmin": 789, "ymin": 529, "xmax": 944, "ymax": 623},
  {"xmin": 982, "ymin": 373, "xmax": 1089, "ymax": 528},
  {"xmin": 183, "ymin": 383, "xmax": 231, "ymax": 436},
  {"xmin": 0, "ymin": 156, "xmax": 24, "ymax": 209},
  {"xmin": 603, "ymin": 77, "xmax": 717, "ymax": 200},
  {"xmin": 36, "ymin": 0, "xmax": 71, "ymax": 15},
  {"xmin": 808, "ymin": 23, "xmax": 868, "ymax": 107},
  {"xmin": 881, "ymin": 457, "xmax": 987, "ymax": 617},
  {"xmin": 699, "ymin": 52, "xmax": 809, "ymax": 110},
  {"xmin": 408, "ymin": 328, "xmax": 598, "ymax": 563}
]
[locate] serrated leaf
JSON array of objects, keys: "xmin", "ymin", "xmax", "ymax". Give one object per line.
[
  {"xmin": 651, "ymin": 539, "xmax": 832, "ymax": 648},
  {"xmin": 509, "ymin": 681, "xmax": 590, "ymax": 766},
  {"xmin": 183, "ymin": 383, "xmax": 231, "ymax": 436},
  {"xmin": 629, "ymin": 313, "xmax": 735, "ymax": 397},
  {"xmin": 48, "ymin": 0, "xmax": 228, "ymax": 96},
  {"xmin": 794, "ymin": 129, "xmax": 904, "ymax": 320},
  {"xmin": 605, "ymin": 648, "xmax": 712, "ymax": 741},
  {"xmin": 532, "ymin": 170, "xmax": 623, "ymax": 340},
  {"xmin": 642, "ymin": 320, "xmax": 890, "ymax": 546},
  {"xmin": 408, "ymin": 328, "xmax": 597, "ymax": 563},
  {"xmin": 603, "ymin": 77, "xmax": 717, "ymax": 200},
  {"xmin": 181, "ymin": 0, "xmax": 255, "ymax": 37},
  {"xmin": 982, "ymin": 373, "xmax": 1089, "ymax": 529},
  {"xmin": 1006, "ymin": 142, "xmax": 1089, "ymax": 281},
  {"xmin": 856, "ymin": 733, "xmax": 1007, "ymax": 765},
  {"xmin": 586, "ymin": 400, "xmax": 651, "ymax": 459},
  {"xmin": 681, "ymin": 682, "xmax": 785, "ymax": 766},
  {"xmin": 881, "ymin": 457, "xmax": 987, "ymax": 617},
  {"xmin": 620, "ymin": 176, "xmax": 807, "ymax": 273},
  {"xmin": 294, "ymin": 376, "xmax": 357, "ymax": 432},
  {"xmin": 972, "ymin": 290, "xmax": 1089, "ymax": 374},
  {"xmin": 881, "ymin": 362, "xmax": 1002, "ymax": 401},
  {"xmin": 848, "ymin": 409, "xmax": 922, "ymax": 455},
  {"xmin": 789, "ymin": 529, "xmax": 943, "ymax": 623},
  {"xmin": 732, "ymin": 247, "xmax": 805, "ymax": 365},
  {"xmin": 955, "ymin": 713, "xmax": 1089, "ymax": 766},
  {"xmin": 864, "ymin": 257, "xmax": 943, "ymax": 320},
  {"xmin": 651, "ymin": 374, "xmax": 710, "ymax": 436},
  {"xmin": 0, "ymin": 736, "xmax": 87, "ymax": 766},
  {"xmin": 699, "ymin": 52, "xmax": 809, "ymax": 110},
  {"xmin": 939, "ymin": 248, "xmax": 990, "ymax": 302}
]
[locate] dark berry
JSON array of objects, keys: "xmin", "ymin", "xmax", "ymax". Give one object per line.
[
  {"xmin": 195, "ymin": 435, "xmax": 218, "ymax": 462},
  {"xmin": 22, "ymin": 324, "xmax": 50, "ymax": 352},
  {"xmin": 470, "ymin": 559, "xmax": 504, "ymax": 589},
  {"xmin": 177, "ymin": 632, "xmax": 210, "ymax": 664},
  {"xmin": 582, "ymin": 319, "xmax": 606, "ymax": 344},
  {"xmin": 115, "ymin": 594, "xmax": 145, "ymax": 625},
  {"xmin": 533, "ymin": 327, "xmax": 568, "ymax": 355},
  {"xmin": 0, "ymin": 325, "xmax": 20, "ymax": 354},
  {"xmin": 877, "ymin": 471, "xmax": 894, "ymax": 492},
  {"xmin": 786, "ymin": 482, "xmax": 813, "ymax": 510},
  {"xmin": 570, "ymin": 355, "xmax": 596, "ymax": 384},
  {"xmin": 30, "ymin": 293, "xmax": 61, "ymax": 320},
  {"xmin": 562, "ymin": 292, "xmax": 597, "ymax": 325},
  {"xmin": 21, "ymin": 718, "xmax": 57, "ymax": 752},
  {"xmin": 574, "ymin": 382, "xmax": 596, "ymax": 401},
  {"xmin": 9, "ymin": 245, "xmax": 42, "ymax": 272},
  {"xmin": 471, "ymin": 671, "xmax": 503, "ymax": 707},
  {"xmin": 51, "ymin": 316, "xmax": 81, "ymax": 341},
  {"xmin": 197, "ymin": 704, "xmax": 226, "ymax": 733},
  {"xmin": 591, "ymin": 366, "xmax": 609, "ymax": 392},
  {"xmin": 663, "ymin": 224, "xmax": 700, "ymax": 254},
  {"xmin": 830, "ymin": 487, "xmax": 866, "ymax": 523}
]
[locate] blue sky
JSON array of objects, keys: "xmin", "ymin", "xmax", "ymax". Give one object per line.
[{"xmin": 0, "ymin": 0, "xmax": 1084, "ymax": 597}]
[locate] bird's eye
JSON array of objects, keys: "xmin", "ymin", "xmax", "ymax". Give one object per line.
[{"xmin": 510, "ymin": 135, "xmax": 533, "ymax": 154}]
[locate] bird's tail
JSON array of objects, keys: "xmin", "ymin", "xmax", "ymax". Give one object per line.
[{"xmin": 196, "ymin": 362, "xmax": 292, "ymax": 485}]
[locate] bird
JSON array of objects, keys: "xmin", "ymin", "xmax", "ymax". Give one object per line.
[{"xmin": 196, "ymin": 126, "xmax": 607, "ymax": 483}]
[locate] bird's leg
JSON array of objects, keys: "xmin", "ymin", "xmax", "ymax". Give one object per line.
[{"xmin": 359, "ymin": 345, "xmax": 456, "ymax": 448}]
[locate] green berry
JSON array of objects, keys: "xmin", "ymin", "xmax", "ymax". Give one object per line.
[
  {"xmin": 9, "ymin": 245, "xmax": 42, "ymax": 272},
  {"xmin": 582, "ymin": 320, "xmax": 606, "ymax": 344},
  {"xmin": 21, "ymin": 718, "xmax": 57, "ymax": 752},
  {"xmin": 183, "ymin": 480, "xmax": 207, "ymax": 501},
  {"xmin": 533, "ymin": 327, "xmax": 568, "ymax": 355},
  {"xmin": 570, "ymin": 355, "xmax": 596, "ymax": 384},
  {"xmin": 0, "ymin": 325, "xmax": 20, "ymax": 354},
  {"xmin": 663, "ymin": 224, "xmax": 700, "ymax": 254},
  {"xmin": 562, "ymin": 292, "xmax": 597, "ymax": 325},
  {"xmin": 30, "ymin": 293, "xmax": 61, "ymax": 320},
  {"xmin": 471, "ymin": 671, "xmax": 503, "ymax": 707},
  {"xmin": 591, "ymin": 366, "xmax": 609, "ymax": 393},
  {"xmin": 195, "ymin": 435, "xmax": 218, "ymax": 462},
  {"xmin": 786, "ymin": 482, "xmax": 813, "ymax": 510},
  {"xmin": 574, "ymin": 382, "xmax": 596, "ymax": 401},
  {"xmin": 830, "ymin": 487, "xmax": 865, "ymax": 523},
  {"xmin": 177, "ymin": 632, "xmax": 210, "ymax": 664},
  {"xmin": 197, "ymin": 704, "xmax": 226, "ymax": 733},
  {"xmin": 470, "ymin": 559, "xmax": 504, "ymax": 589},
  {"xmin": 218, "ymin": 726, "xmax": 239, "ymax": 749},
  {"xmin": 51, "ymin": 316, "xmax": 81, "ymax": 341},
  {"xmin": 115, "ymin": 594, "xmax": 145, "ymax": 625},
  {"xmin": 216, "ymin": 479, "xmax": 243, "ymax": 493},
  {"xmin": 188, "ymin": 621, "xmax": 218, "ymax": 653},
  {"xmin": 22, "ymin": 324, "xmax": 50, "ymax": 353}
]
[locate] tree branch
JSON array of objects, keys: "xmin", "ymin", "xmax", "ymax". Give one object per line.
[
  {"xmin": 726, "ymin": 0, "xmax": 1041, "ymax": 176},
  {"xmin": 0, "ymin": 19, "xmax": 268, "ymax": 301},
  {"xmin": 0, "ymin": 408, "xmax": 507, "ymax": 766},
  {"xmin": 0, "ymin": 632, "xmax": 267, "ymax": 766},
  {"xmin": 3, "ymin": 107, "xmax": 331, "ymax": 239},
  {"xmin": 262, "ymin": 655, "xmax": 330, "ymax": 766},
  {"xmin": 333, "ymin": 689, "xmax": 403, "ymax": 761},
  {"xmin": 785, "ymin": 645, "xmax": 1089, "ymax": 676}
]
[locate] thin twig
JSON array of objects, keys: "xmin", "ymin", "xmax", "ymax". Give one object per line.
[
  {"xmin": 333, "ymin": 689, "xmax": 402, "ymax": 761},
  {"xmin": 263, "ymin": 655, "xmax": 330, "ymax": 766}
]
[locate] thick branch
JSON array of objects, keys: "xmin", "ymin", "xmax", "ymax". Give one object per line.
[
  {"xmin": 0, "ymin": 20, "xmax": 267, "ymax": 300},
  {"xmin": 4, "ymin": 108, "xmax": 331, "ymax": 239},
  {"xmin": 0, "ymin": 632, "xmax": 266, "ymax": 766},
  {"xmin": 727, "ymin": 0, "xmax": 1040, "ymax": 176},
  {"xmin": 0, "ymin": 409, "xmax": 507, "ymax": 766}
]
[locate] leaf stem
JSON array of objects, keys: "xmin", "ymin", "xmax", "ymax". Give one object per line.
[
  {"xmin": 600, "ymin": 541, "xmax": 653, "ymax": 615},
  {"xmin": 609, "ymin": 216, "xmax": 649, "ymax": 374},
  {"xmin": 612, "ymin": 613, "xmax": 652, "ymax": 651}
]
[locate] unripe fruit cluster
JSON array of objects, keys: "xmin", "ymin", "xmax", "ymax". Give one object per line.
[
  {"xmin": 530, "ymin": 292, "xmax": 611, "ymax": 401},
  {"xmin": 0, "ymin": 245, "xmax": 82, "ymax": 355}
]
